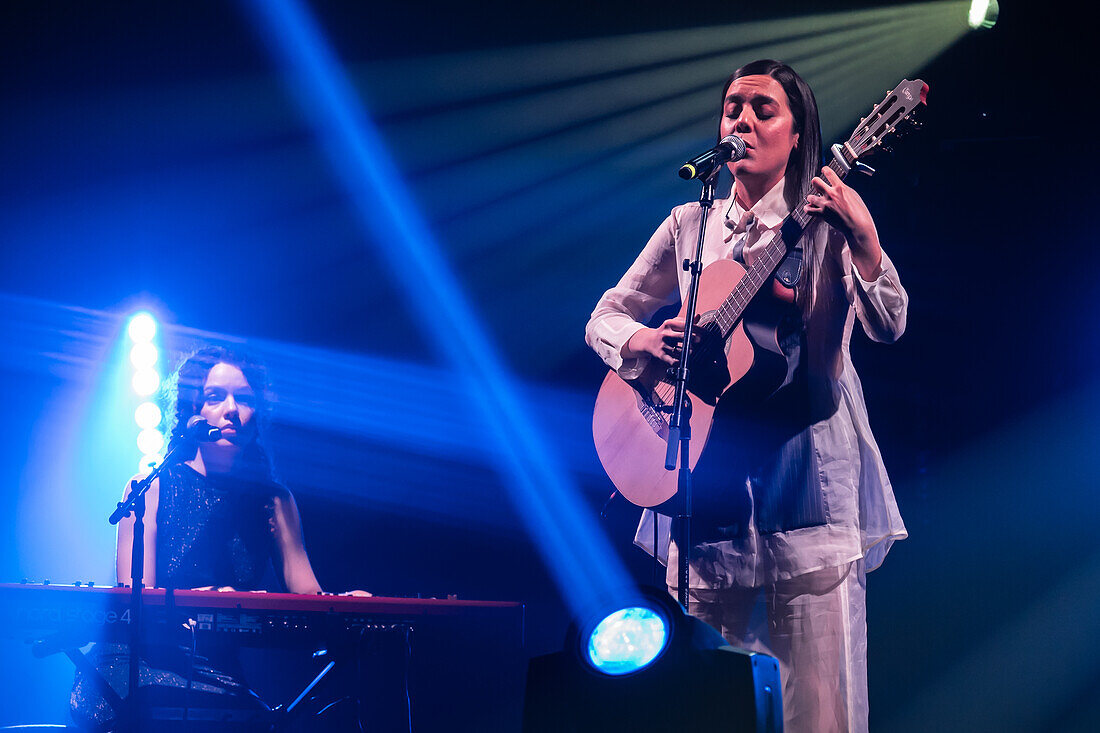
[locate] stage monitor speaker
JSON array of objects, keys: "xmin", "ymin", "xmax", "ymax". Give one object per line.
[{"xmin": 523, "ymin": 643, "xmax": 782, "ymax": 732}]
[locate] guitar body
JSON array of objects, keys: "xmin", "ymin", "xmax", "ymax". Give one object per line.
[{"xmin": 592, "ymin": 259, "xmax": 788, "ymax": 508}]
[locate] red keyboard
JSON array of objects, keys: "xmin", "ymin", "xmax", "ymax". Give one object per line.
[{"xmin": 0, "ymin": 582, "xmax": 524, "ymax": 644}]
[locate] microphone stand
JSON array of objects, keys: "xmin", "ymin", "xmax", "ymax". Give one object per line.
[
  {"xmin": 664, "ymin": 171, "xmax": 717, "ymax": 608},
  {"xmin": 109, "ymin": 436, "xmax": 195, "ymax": 730}
]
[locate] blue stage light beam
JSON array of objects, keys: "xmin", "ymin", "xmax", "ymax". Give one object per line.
[
  {"xmin": 2, "ymin": 297, "xmax": 162, "ymax": 725},
  {"xmin": 4, "ymin": 296, "xmax": 137, "ymax": 585},
  {"xmin": 3, "ymin": 292, "xmax": 613, "ymax": 550},
  {"xmin": 239, "ymin": 0, "xmax": 633, "ymax": 617}
]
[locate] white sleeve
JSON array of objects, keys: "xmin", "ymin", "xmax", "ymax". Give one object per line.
[
  {"xmin": 584, "ymin": 209, "xmax": 683, "ymax": 378},
  {"xmin": 840, "ymin": 233, "xmax": 908, "ymax": 343}
]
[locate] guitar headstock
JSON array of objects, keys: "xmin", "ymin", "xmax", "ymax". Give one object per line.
[{"xmin": 832, "ymin": 79, "xmax": 928, "ymax": 173}]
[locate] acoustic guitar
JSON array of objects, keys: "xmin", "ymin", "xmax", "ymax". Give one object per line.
[{"xmin": 593, "ymin": 78, "xmax": 928, "ymax": 508}]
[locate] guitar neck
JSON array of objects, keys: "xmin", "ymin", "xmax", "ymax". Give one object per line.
[{"xmin": 712, "ymin": 157, "xmax": 849, "ymax": 337}]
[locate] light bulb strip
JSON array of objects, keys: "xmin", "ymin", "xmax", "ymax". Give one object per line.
[{"xmin": 128, "ymin": 311, "xmax": 164, "ymax": 474}]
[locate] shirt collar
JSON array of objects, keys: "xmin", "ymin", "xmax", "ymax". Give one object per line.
[{"xmin": 724, "ymin": 177, "xmax": 789, "ymax": 232}]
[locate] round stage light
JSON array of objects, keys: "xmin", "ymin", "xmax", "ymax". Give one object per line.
[
  {"xmin": 132, "ymin": 369, "xmax": 160, "ymax": 397},
  {"xmin": 585, "ymin": 605, "xmax": 670, "ymax": 676},
  {"xmin": 130, "ymin": 342, "xmax": 159, "ymax": 370},
  {"xmin": 134, "ymin": 401, "xmax": 162, "ymax": 430},
  {"xmin": 127, "ymin": 312, "xmax": 157, "ymax": 343},
  {"xmin": 136, "ymin": 428, "xmax": 165, "ymax": 456},
  {"xmin": 138, "ymin": 454, "xmax": 162, "ymax": 474},
  {"xmin": 968, "ymin": 0, "xmax": 998, "ymax": 29}
]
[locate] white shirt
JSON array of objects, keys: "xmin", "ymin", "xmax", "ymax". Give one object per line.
[{"xmin": 585, "ymin": 178, "xmax": 908, "ymax": 587}]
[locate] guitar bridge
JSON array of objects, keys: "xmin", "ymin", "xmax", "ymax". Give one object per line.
[{"xmin": 635, "ymin": 393, "xmax": 669, "ymax": 437}]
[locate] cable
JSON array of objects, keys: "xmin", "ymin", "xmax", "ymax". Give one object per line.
[
  {"xmin": 404, "ymin": 626, "xmax": 412, "ymax": 733},
  {"xmin": 357, "ymin": 626, "xmax": 366, "ymax": 732},
  {"xmin": 183, "ymin": 618, "xmax": 197, "ymax": 729}
]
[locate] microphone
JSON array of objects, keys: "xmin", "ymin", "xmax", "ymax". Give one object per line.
[
  {"xmin": 110, "ymin": 416, "xmax": 224, "ymax": 524},
  {"xmin": 678, "ymin": 135, "xmax": 747, "ymax": 180},
  {"xmin": 184, "ymin": 416, "xmax": 223, "ymax": 442}
]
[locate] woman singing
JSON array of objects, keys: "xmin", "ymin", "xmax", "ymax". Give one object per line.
[
  {"xmin": 116, "ymin": 346, "xmax": 321, "ymax": 595},
  {"xmin": 586, "ymin": 59, "xmax": 908, "ymax": 732}
]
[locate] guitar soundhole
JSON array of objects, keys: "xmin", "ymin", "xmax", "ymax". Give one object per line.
[
  {"xmin": 632, "ymin": 312, "xmax": 727, "ymax": 438},
  {"xmin": 684, "ymin": 315, "xmax": 729, "ymax": 405}
]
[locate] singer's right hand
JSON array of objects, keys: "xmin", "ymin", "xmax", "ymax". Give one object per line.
[{"xmin": 622, "ymin": 315, "xmax": 699, "ymax": 366}]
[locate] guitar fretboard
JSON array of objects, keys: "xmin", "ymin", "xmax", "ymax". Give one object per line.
[{"xmin": 712, "ymin": 158, "xmax": 849, "ymax": 337}]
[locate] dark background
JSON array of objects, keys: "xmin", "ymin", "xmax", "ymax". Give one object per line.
[{"xmin": 2, "ymin": 1, "xmax": 1097, "ymax": 729}]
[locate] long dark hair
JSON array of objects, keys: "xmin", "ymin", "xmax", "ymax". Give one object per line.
[
  {"xmin": 722, "ymin": 59, "xmax": 825, "ymax": 312},
  {"xmin": 165, "ymin": 346, "xmax": 275, "ymax": 480}
]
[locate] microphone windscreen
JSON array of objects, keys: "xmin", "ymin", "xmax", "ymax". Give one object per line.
[{"xmin": 185, "ymin": 416, "xmax": 222, "ymax": 441}]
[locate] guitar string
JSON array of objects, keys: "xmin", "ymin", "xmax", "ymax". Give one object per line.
[{"xmin": 649, "ymin": 157, "xmax": 850, "ymax": 419}]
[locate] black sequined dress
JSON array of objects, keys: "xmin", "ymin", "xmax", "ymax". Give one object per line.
[
  {"xmin": 155, "ymin": 463, "xmax": 281, "ymax": 592},
  {"xmin": 70, "ymin": 463, "xmax": 285, "ymax": 730}
]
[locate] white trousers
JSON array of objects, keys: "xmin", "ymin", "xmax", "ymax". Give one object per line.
[{"xmin": 673, "ymin": 560, "xmax": 868, "ymax": 733}]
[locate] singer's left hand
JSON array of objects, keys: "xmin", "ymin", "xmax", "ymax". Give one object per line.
[{"xmin": 805, "ymin": 166, "xmax": 882, "ymax": 279}]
